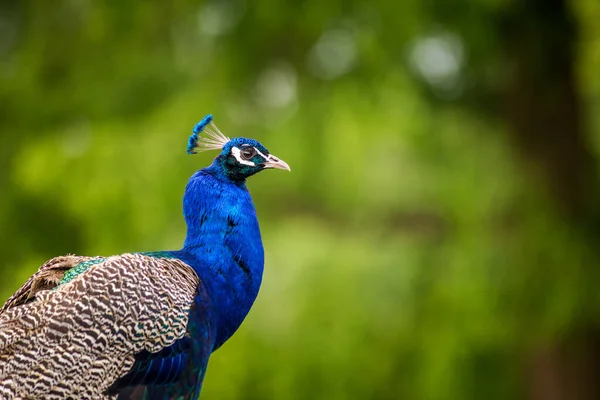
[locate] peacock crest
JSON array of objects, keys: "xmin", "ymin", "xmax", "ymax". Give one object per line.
[{"xmin": 186, "ymin": 114, "xmax": 231, "ymax": 154}]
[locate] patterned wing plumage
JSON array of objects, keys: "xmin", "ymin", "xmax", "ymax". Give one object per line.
[
  {"xmin": 0, "ymin": 117, "xmax": 288, "ymax": 398},
  {"xmin": 0, "ymin": 253, "xmax": 200, "ymax": 399},
  {"xmin": 0, "ymin": 255, "xmax": 95, "ymax": 313}
]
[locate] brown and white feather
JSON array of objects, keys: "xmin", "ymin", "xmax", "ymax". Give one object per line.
[{"xmin": 0, "ymin": 253, "xmax": 199, "ymax": 399}]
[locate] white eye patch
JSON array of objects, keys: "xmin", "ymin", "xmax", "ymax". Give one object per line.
[
  {"xmin": 253, "ymin": 148, "xmax": 270, "ymax": 162},
  {"xmin": 231, "ymin": 146, "xmax": 256, "ymax": 166}
]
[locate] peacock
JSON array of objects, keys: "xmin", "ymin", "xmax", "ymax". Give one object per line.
[{"xmin": 0, "ymin": 114, "xmax": 290, "ymax": 399}]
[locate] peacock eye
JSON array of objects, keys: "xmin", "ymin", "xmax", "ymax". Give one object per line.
[{"xmin": 241, "ymin": 148, "xmax": 256, "ymax": 160}]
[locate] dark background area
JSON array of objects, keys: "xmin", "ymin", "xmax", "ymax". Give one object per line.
[{"xmin": 1, "ymin": 0, "xmax": 600, "ymax": 399}]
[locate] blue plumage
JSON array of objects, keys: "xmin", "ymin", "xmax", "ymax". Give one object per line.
[
  {"xmin": 0, "ymin": 114, "xmax": 290, "ymax": 399},
  {"xmin": 187, "ymin": 114, "xmax": 214, "ymax": 154},
  {"xmin": 114, "ymin": 115, "xmax": 290, "ymax": 398}
]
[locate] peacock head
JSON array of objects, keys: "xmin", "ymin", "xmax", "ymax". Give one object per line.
[{"xmin": 187, "ymin": 114, "xmax": 290, "ymax": 182}]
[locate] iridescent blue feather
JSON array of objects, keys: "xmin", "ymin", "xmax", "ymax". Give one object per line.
[
  {"xmin": 187, "ymin": 114, "xmax": 213, "ymax": 154},
  {"xmin": 0, "ymin": 114, "xmax": 288, "ymax": 400}
]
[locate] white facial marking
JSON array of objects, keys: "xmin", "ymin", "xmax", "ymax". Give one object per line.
[
  {"xmin": 231, "ymin": 146, "xmax": 255, "ymax": 166},
  {"xmin": 254, "ymin": 148, "xmax": 270, "ymax": 162}
]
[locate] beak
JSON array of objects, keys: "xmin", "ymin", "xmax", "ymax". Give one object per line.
[{"xmin": 262, "ymin": 154, "xmax": 291, "ymax": 171}]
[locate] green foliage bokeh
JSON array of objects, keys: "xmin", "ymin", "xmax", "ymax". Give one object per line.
[{"xmin": 1, "ymin": 1, "xmax": 600, "ymax": 399}]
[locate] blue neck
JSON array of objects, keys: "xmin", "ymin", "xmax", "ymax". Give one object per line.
[{"xmin": 179, "ymin": 161, "xmax": 264, "ymax": 350}]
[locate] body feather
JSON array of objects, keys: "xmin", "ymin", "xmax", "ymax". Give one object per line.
[
  {"xmin": 0, "ymin": 254, "xmax": 201, "ymax": 399},
  {"xmin": 0, "ymin": 117, "xmax": 288, "ymax": 398}
]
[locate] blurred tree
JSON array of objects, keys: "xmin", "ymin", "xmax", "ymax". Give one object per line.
[
  {"xmin": 501, "ymin": 2, "xmax": 600, "ymax": 399},
  {"xmin": 1, "ymin": 0, "xmax": 600, "ymax": 399},
  {"xmin": 431, "ymin": 1, "xmax": 600, "ymax": 398}
]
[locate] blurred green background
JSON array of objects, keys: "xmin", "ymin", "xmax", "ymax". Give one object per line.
[{"xmin": 2, "ymin": 0, "xmax": 600, "ymax": 399}]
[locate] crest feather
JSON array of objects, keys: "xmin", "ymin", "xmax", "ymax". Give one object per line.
[{"xmin": 186, "ymin": 114, "xmax": 231, "ymax": 154}]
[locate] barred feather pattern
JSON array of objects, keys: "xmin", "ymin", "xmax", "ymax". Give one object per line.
[
  {"xmin": 0, "ymin": 253, "xmax": 200, "ymax": 399},
  {"xmin": 0, "ymin": 255, "xmax": 96, "ymax": 313}
]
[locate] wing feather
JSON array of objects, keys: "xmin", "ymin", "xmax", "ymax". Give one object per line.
[{"xmin": 0, "ymin": 253, "xmax": 199, "ymax": 399}]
